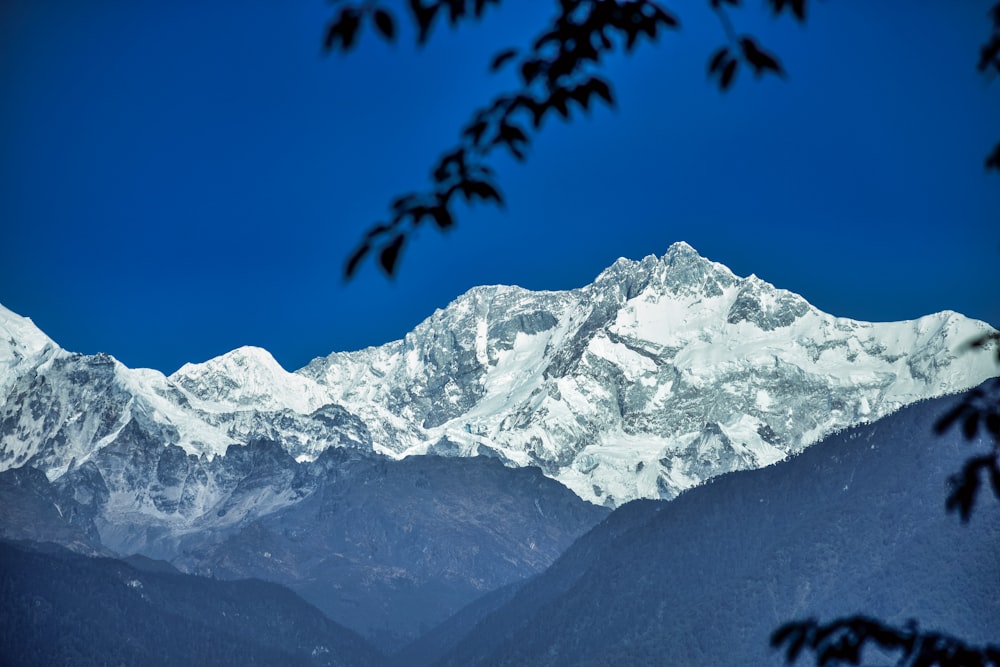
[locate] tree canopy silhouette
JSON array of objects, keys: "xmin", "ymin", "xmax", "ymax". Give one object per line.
[
  {"xmin": 330, "ymin": 0, "xmax": 1000, "ymax": 278},
  {"xmin": 325, "ymin": 0, "xmax": 804, "ymax": 278}
]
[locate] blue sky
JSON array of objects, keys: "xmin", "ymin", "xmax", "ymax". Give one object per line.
[{"xmin": 2, "ymin": 0, "xmax": 997, "ymax": 374}]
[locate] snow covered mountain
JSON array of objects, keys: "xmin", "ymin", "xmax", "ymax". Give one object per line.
[
  {"xmin": 2, "ymin": 243, "xmax": 997, "ymax": 508},
  {"xmin": 296, "ymin": 244, "xmax": 997, "ymax": 505}
]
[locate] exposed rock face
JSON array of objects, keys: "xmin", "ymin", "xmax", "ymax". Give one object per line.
[{"xmin": 300, "ymin": 243, "xmax": 999, "ymax": 505}]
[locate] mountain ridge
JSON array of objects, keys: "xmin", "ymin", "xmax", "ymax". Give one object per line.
[{"xmin": 2, "ymin": 243, "xmax": 997, "ymax": 507}]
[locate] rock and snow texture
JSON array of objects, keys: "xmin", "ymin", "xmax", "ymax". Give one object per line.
[{"xmin": 2, "ymin": 243, "xmax": 998, "ymax": 507}]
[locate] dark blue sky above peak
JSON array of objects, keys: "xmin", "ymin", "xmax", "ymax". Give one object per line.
[{"xmin": 1, "ymin": 0, "xmax": 997, "ymax": 375}]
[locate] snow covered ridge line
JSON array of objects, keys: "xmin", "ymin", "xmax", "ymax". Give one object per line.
[{"xmin": 1, "ymin": 242, "xmax": 998, "ymax": 508}]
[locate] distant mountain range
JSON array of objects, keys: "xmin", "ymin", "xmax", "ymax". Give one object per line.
[
  {"xmin": 2, "ymin": 243, "xmax": 996, "ymax": 507},
  {"xmin": 1, "ymin": 243, "xmax": 997, "ymax": 656}
]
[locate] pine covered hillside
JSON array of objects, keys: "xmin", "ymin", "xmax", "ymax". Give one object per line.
[
  {"xmin": 0, "ymin": 444, "xmax": 608, "ymax": 652},
  {"xmin": 0, "ymin": 540, "xmax": 383, "ymax": 667},
  {"xmin": 431, "ymin": 384, "xmax": 1000, "ymax": 666}
]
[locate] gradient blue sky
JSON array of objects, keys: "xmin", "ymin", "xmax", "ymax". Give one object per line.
[{"xmin": 2, "ymin": 0, "xmax": 998, "ymax": 375}]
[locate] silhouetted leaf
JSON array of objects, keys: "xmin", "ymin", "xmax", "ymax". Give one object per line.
[
  {"xmin": 770, "ymin": 0, "xmax": 807, "ymax": 22},
  {"xmin": 963, "ymin": 412, "xmax": 980, "ymax": 440},
  {"xmin": 378, "ymin": 234, "xmax": 405, "ymax": 276},
  {"xmin": 463, "ymin": 118, "xmax": 489, "ymax": 145},
  {"xmin": 637, "ymin": 15, "xmax": 658, "ymax": 40},
  {"xmin": 771, "ymin": 621, "xmax": 808, "ymax": 655},
  {"xmin": 985, "ymin": 412, "xmax": 1000, "ymax": 440},
  {"xmin": 934, "ymin": 404, "xmax": 968, "ymax": 434},
  {"xmin": 344, "ymin": 242, "xmax": 370, "ymax": 278},
  {"xmin": 588, "ymin": 77, "xmax": 614, "ymax": 107},
  {"xmin": 597, "ymin": 28, "xmax": 613, "ymax": 50},
  {"xmin": 412, "ymin": 0, "xmax": 439, "ymax": 44},
  {"xmin": 652, "ymin": 6, "xmax": 680, "ymax": 28},
  {"xmin": 771, "ymin": 621, "xmax": 811, "ymax": 662},
  {"xmin": 445, "ymin": 0, "xmax": 465, "ymax": 26},
  {"xmin": 390, "ymin": 194, "xmax": 418, "ymax": 212},
  {"xmin": 430, "ymin": 205, "xmax": 454, "ymax": 230},
  {"xmin": 986, "ymin": 142, "xmax": 1000, "ymax": 171},
  {"xmin": 524, "ymin": 96, "xmax": 546, "ymax": 127},
  {"xmin": 433, "ymin": 148, "xmax": 466, "ymax": 183},
  {"xmin": 568, "ymin": 84, "xmax": 592, "ymax": 111},
  {"xmin": 474, "ymin": 0, "xmax": 501, "ymax": 18},
  {"xmin": 459, "ymin": 179, "xmax": 503, "ymax": 204},
  {"xmin": 740, "ymin": 37, "xmax": 784, "ymax": 77},
  {"xmin": 495, "ymin": 122, "xmax": 528, "ymax": 158},
  {"xmin": 624, "ymin": 24, "xmax": 640, "ymax": 51},
  {"xmin": 989, "ymin": 458, "xmax": 1000, "ymax": 499},
  {"xmin": 978, "ymin": 35, "xmax": 1000, "ymax": 73},
  {"xmin": 552, "ymin": 93, "xmax": 570, "ymax": 118},
  {"xmin": 364, "ymin": 222, "xmax": 393, "ymax": 240},
  {"xmin": 490, "ymin": 48, "xmax": 519, "ymax": 72},
  {"xmin": 532, "ymin": 25, "xmax": 560, "ymax": 51},
  {"xmin": 373, "ymin": 9, "xmax": 395, "ymax": 41},
  {"xmin": 520, "ymin": 59, "xmax": 543, "ymax": 84},
  {"xmin": 498, "ymin": 122, "xmax": 527, "ymax": 145},
  {"xmin": 324, "ymin": 8, "xmax": 362, "ymax": 52},
  {"xmin": 708, "ymin": 46, "xmax": 730, "ymax": 74},
  {"xmin": 773, "ymin": 615, "xmax": 1000, "ymax": 666},
  {"xmin": 720, "ymin": 59, "xmax": 738, "ymax": 90},
  {"xmin": 946, "ymin": 457, "xmax": 992, "ymax": 522}
]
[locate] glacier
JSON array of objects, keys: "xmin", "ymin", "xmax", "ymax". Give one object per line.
[{"xmin": 2, "ymin": 242, "xmax": 997, "ymax": 508}]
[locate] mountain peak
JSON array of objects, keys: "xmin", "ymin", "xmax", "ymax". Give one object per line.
[
  {"xmin": 0, "ymin": 303, "xmax": 60, "ymax": 399},
  {"xmin": 0, "ymin": 303, "xmax": 58, "ymax": 356},
  {"xmin": 663, "ymin": 240, "xmax": 700, "ymax": 260},
  {"xmin": 4, "ymin": 251, "xmax": 999, "ymax": 510},
  {"xmin": 172, "ymin": 345, "xmax": 281, "ymax": 382},
  {"xmin": 171, "ymin": 345, "xmax": 327, "ymax": 413}
]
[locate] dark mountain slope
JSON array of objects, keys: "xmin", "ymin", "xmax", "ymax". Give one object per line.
[
  {"xmin": 437, "ymin": 386, "xmax": 1000, "ymax": 666},
  {"xmin": 0, "ymin": 443, "xmax": 609, "ymax": 652},
  {"xmin": 389, "ymin": 577, "xmax": 531, "ymax": 667},
  {"xmin": 0, "ymin": 539, "xmax": 383, "ymax": 667},
  {"xmin": 174, "ymin": 448, "xmax": 610, "ymax": 650},
  {"xmin": 0, "ymin": 466, "xmax": 105, "ymax": 553}
]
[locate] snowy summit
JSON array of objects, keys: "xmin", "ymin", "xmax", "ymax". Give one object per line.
[{"xmin": 1, "ymin": 243, "xmax": 997, "ymax": 507}]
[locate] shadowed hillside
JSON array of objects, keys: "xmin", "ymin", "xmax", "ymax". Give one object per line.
[
  {"xmin": 0, "ymin": 540, "xmax": 383, "ymax": 666},
  {"xmin": 430, "ymin": 385, "xmax": 1000, "ymax": 666}
]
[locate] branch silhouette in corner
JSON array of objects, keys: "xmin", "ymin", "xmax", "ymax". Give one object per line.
[{"xmin": 324, "ymin": 0, "xmax": 802, "ymax": 278}]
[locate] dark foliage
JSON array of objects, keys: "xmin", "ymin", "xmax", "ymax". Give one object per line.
[
  {"xmin": 771, "ymin": 616, "xmax": 1000, "ymax": 667},
  {"xmin": 326, "ymin": 0, "xmax": 802, "ymax": 277},
  {"xmin": 935, "ymin": 367, "xmax": 1000, "ymax": 524},
  {"xmin": 981, "ymin": 3, "xmax": 1000, "ymax": 171}
]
